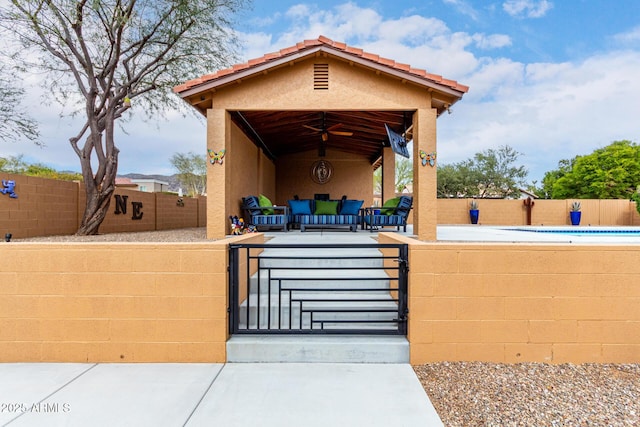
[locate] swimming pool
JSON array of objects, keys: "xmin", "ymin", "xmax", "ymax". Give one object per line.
[
  {"xmin": 509, "ymin": 228, "xmax": 640, "ymax": 236},
  {"xmin": 436, "ymin": 226, "xmax": 640, "ymax": 243}
]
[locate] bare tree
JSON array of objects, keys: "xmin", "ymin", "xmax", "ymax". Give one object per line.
[
  {"xmin": 0, "ymin": 63, "xmax": 39, "ymax": 143},
  {"xmin": 0, "ymin": 0, "xmax": 248, "ymax": 234}
]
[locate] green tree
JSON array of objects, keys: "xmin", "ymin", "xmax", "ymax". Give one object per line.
[
  {"xmin": 540, "ymin": 158, "xmax": 574, "ymax": 198},
  {"xmin": 170, "ymin": 152, "xmax": 207, "ymax": 196},
  {"xmin": 0, "ymin": 64, "xmax": 39, "ymax": 143},
  {"xmin": 0, "ymin": 0, "xmax": 248, "ymax": 235},
  {"xmin": 437, "ymin": 145, "xmax": 528, "ymax": 198},
  {"xmin": 395, "ymin": 156, "xmax": 413, "ymax": 193},
  {"xmin": 0, "ymin": 155, "xmax": 27, "ymax": 173},
  {"xmin": 437, "ymin": 163, "xmax": 465, "ymax": 197},
  {"xmin": 544, "ymin": 140, "xmax": 640, "ymax": 199},
  {"xmin": 0, "ymin": 155, "xmax": 82, "ymax": 181},
  {"xmin": 373, "ymin": 155, "xmax": 414, "ymax": 194}
]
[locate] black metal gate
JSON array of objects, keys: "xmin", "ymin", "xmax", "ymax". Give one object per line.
[{"xmin": 228, "ymin": 243, "xmax": 408, "ymax": 335}]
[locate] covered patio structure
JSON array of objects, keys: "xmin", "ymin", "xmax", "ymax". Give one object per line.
[{"xmin": 174, "ymin": 36, "xmax": 468, "ymax": 240}]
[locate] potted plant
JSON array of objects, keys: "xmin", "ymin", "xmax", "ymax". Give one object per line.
[
  {"xmin": 469, "ymin": 199, "xmax": 479, "ymax": 224},
  {"xmin": 569, "ymin": 201, "xmax": 581, "ymax": 226}
]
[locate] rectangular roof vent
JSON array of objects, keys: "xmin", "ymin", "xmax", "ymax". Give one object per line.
[{"xmin": 314, "ymin": 63, "xmax": 329, "ymax": 90}]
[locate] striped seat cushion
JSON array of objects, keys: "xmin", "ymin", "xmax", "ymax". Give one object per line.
[
  {"xmin": 363, "ymin": 215, "xmax": 405, "ymax": 226},
  {"xmin": 251, "ymin": 215, "xmax": 287, "ymax": 225},
  {"xmin": 299, "ymin": 215, "xmax": 359, "ymax": 225}
]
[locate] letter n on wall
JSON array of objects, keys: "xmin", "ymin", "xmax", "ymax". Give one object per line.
[{"xmin": 114, "ymin": 195, "xmax": 128, "ymax": 215}]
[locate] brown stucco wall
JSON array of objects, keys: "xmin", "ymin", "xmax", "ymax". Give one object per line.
[
  {"xmin": 0, "ymin": 233, "xmax": 263, "ymax": 362},
  {"xmin": 92, "ymin": 188, "xmax": 157, "ymax": 234},
  {"xmin": 0, "ymin": 174, "xmax": 78, "ymax": 239},
  {"xmin": 156, "ymin": 193, "xmax": 199, "ymax": 230},
  {"xmin": 275, "ymin": 150, "xmax": 373, "ymax": 205},
  {"xmin": 1, "ymin": 173, "xmax": 205, "ymax": 238},
  {"xmin": 379, "ymin": 233, "xmax": 640, "ymax": 364},
  {"xmin": 207, "ymin": 56, "xmax": 433, "ymax": 111},
  {"xmin": 224, "ymin": 120, "xmax": 277, "ymax": 225},
  {"xmin": 2, "ymin": 231, "xmax": 638, "ymax": 364},
  {"xmin": 437, "ymin": 198, "xmax": 640, "ymax": 226}
]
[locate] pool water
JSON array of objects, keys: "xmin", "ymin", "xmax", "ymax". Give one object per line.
[{"xmin": 509, "ymin": 228, "xmax": 640, "ymax": 237}]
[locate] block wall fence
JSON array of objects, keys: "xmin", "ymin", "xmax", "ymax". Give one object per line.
[
  {"xmin": 0, "ymin": 173, "xmax": 206, "ymax": 238},
  {"xmin": 0, "ymin": 233, "xmax": 263, "ymax": 363},
  {"xmin": 1, "ymin": 232, "xmax": 638, "ymax": 363},
  {"xmin": 380, "ymin": 233, "xmax": 640, "ymax": 364}
]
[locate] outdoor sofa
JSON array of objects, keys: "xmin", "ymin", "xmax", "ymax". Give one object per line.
[
  {"xmin": 288, "ymin": 197, "xmax": 363, "ymax": 232},
  {"xmin": 242, "ymin": 195, "xmax": 289, "ymax": 231},
  {"xmin": 363, "ymin": 195, "xmax": 413, "ymax": 232}
]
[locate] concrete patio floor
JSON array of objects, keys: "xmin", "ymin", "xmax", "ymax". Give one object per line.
[{"xmin": 0, "ymin": 363, "xmax": 443, "ymax": 427}]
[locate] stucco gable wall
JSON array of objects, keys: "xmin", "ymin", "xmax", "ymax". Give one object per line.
[{"xmin": 209, "ymin": 56, "xmax": 433, "ymax": 110}]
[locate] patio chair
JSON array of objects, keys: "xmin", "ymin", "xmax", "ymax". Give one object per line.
[
  {"xmin": 363, "ymin": 195, "xmax": 413, "ymax": 232},
  {"xmin": 242, "ymin": 195, "xmax": 289, "ymax": 232}
]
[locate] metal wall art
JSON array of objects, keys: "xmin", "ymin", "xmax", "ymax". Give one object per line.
[
  {"xmin": 310, "ymin": 159, "xmax": 333, "ymax": 184},
  {"xmin": 419, "ymin": 150, "xmax": 436, "ymax": 167},
  {"xmin": 208, "ymin": 149, "xmax": 226, "ymax": 165}
]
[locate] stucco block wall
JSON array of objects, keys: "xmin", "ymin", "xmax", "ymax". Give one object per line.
[
  {"xmin": 379, "ymin": 233, "xmax": 640, "ymax": 364},
  {"xmin": 92, "ymin": 188, "xmax": 156, "ymax": 234},
  {"xmin": 156, "ymin": 193, "xmax": 200, "ymax": 230},
  {"xmin": 1, "ymin": 173, "xmax": 205, "ymax": 238},
  {"xmin": 0, "ymin": 174, "xmax": 78, "ymax": 238},
  {"xmin": 437, "ymin": 198, "xmax": 640, "ymax": 226},
  {"xmin": 0, "ymin": 233, "xmax": 263, "ymax": 363}
]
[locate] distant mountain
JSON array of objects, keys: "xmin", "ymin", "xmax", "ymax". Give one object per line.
[{"xmin": 120, "ymin": 173, "xmax": 181, "ymax": 192}]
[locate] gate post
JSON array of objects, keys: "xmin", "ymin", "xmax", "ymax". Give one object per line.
[
  {"xmin": 228, "ymin": 244, "xmax": 239, "ymax": 334},
  {"xmin": 397, "ymin": 244, "xmax": 409, "ymax": 335}
]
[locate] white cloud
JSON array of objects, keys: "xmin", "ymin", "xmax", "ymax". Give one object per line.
[
  {"xmin": 503, "ymin": 0, "xmax": 553, "ymax": 18},
  {"xmin": 442, "ymin": 0, "xmax": 480, "ymax": 21},
  {"xmin": 5, "ymin": 0, "xmax": 640, "ymax": 186},
  {"xmin": 472, "ymin": 33, "xmax": 512, "ymax": 49},
  {"xmin": 613, "ymin": 25, "xmax": 640, "ymax": 45},
  {"xmin": 438, "ymin": 50, "xmax": 640, "ymax": 181},
  {"xmin": 252, "ymin": 4, "xmax": 506, "ymax": 81}
]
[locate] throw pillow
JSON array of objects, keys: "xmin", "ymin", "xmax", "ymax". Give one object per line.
[
  {"xmin": 339, "ymin": 199, "xmax": 364, "ymax": 215},
  {"xmin": 288, "ymin": 199, "xmax": 312, "ymax": 215},
  {"xmin": 381, "ymin": 197, "xmax": 401, "ymax": 215},
  {"xmin": 258, "ymin": 194, "xmax": 274, "ymax": 215},
  {"xmin": 314, "ymin": 200, "xmax": 339, "ymax": 215}
]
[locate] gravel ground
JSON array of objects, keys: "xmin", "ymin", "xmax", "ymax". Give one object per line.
[
  {"xmin": 13, "ymin": 229, "xmax": 640, "ymax": 426},
  {"xmin": 414, "ymin": 362, "xmax": 640, "ymax": 426},
  {"xmin": 12, "ymin": 227, "xmax": 209, "ymax": 242}
]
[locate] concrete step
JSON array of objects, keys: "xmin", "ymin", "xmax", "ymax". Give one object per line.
[
  {"xmin": 257, "ymin": 247, "xmax": 386, "ymax": 269},
  {"xmin": 259, "ymin": 256, "xmax": 384, "ymax": 269},
  {"xmin": 226, "ymin": 335, "xmax": 410, "ymax": 363},
  {"xmin": 244, "ymin": 278, "xmax": 393, "ymax": 296},
  {"xmin": 238, "ymin": 297, "xmax": 400, "ymax": 330}
]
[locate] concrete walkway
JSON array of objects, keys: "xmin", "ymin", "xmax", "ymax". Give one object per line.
[{"xmin": 0, "ymin": 363, "xmax": 443, "ymax": 427}]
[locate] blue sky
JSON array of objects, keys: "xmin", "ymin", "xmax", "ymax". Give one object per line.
[{"xmin": 2, "ymin": 0, "xmax": 640, "ymax": 185}]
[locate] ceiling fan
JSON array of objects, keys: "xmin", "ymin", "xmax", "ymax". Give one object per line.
[{"xmin": 303, "ymin": 112, "xmax": 353, "ymax": 142}]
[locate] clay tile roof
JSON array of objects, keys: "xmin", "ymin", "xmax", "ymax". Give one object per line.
[
  {"xmin": 346, "ymin": 46, "xmax": 363, "ymax": 56},
  {"xmin": 362, "ymin": 52, "xmax": 380, "ymax": 62},
  {"xmin": 174, "ymin": 36, "xmax": 469, "ymax": 94},
  {"xmin": 378, "ymin": 57, "xmax": 395, "ymax": 67}
]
